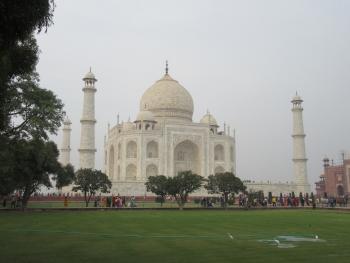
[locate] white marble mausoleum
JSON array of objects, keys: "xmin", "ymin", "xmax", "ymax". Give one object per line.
[{"xmin": 103, "ymin": 68, "xmax": 236, "ymax": 195}]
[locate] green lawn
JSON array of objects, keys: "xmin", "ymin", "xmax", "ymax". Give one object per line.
[{"xmin": 0, "ymin": 210, "xmax": 349, "ymax": 263}]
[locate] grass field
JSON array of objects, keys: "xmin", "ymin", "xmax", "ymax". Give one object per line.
[{"xmin": 0, "ymin": 210, "xmax": 349, "ymax": 263}]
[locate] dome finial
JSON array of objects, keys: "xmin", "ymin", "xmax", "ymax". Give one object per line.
[
  {"xmin": 89, "ymin": 66, "xmax": 92, "ymax": 72},
  {"xmin": 165, "ymin": 60, "xmax": 169, "ymax": 74}
]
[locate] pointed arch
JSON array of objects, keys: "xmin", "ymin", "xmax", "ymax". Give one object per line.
[
  {"xmin": 214, "ymin": 144, "xmax": 225, "ymax": 161},
  {"xmin": 126, "ymin": 164, "xmax": 137, "ymax": 180},
  {"xmin": 174, "ymin": 140, "xmax": 200, "ymax": 176},
  {"xmin": 126, "ymin": 141, "xmax": 137, "ymax": 158},
  {"xmin": 146, "ymin": 164, "xmax": 158, "ymax": 178},
  {"xmin": 337, "ymin": 185, "xmax": 344, "ymax": 196},
  {"xmin": 147, "ymin": 141, "xmax": 158, "ymax": 158}
]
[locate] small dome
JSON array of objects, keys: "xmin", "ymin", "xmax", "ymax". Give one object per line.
[
  {"xmin": 83, "ymin": 69, "xmax": 96, "ymax": 81},
  {"xmin": 135, "ymin": 110, "xmax": 155, "ymax": 122},
  {"xmin": 291, "ymin": 93, "xmax": 303, "ymax": 103},
  {"xmin": 63, "ymin": 116, "xmax": 71, "ymax": 125},
  {"xmin": 122, "ymin": 121, "xmax": 134, "ymax": 131},
  {"xmin": 200, "ymin": 112, "xmax": 218, "ymax": 126},
  {"xmin": 140, "ymin": 73, "xmax": 194, "ymax": 121}
]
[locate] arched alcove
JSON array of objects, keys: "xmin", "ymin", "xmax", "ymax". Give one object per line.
[
  {"xmin": 174, "ymin": 140, "xmax": 200, "ymax": 176},
  {"xmin": 126, "ymin": 141, "xmax": 137, "ymax": 158},
  {"xmin": 147, "ymin": 141, "xmax": 158, "ymax": 158},
  {"xmin": 214, "ymin": 144, "xmax": 225, "ymax": 161},
  {"xmin": 146, "ymin": 164, "xmax": 158, "ymax": 178},
  {"xmin": 126, "ymin": 164, "xmax": 137, "ymax": 180},
  {"xmin": 337, "ymin": 185, "xmax": 344, "ymax": 196}
]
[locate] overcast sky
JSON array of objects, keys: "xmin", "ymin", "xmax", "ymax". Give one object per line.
[{"xmin": 36, "ymin": 0, "xmax": 350, "ymax": 188}]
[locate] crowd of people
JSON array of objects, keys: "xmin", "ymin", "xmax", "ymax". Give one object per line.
[
  {"xmin": 237, "ymin": 192, "xmax": 349, "ymax": 208},
  {"xmin": 92, "ymin": 195, "xmax": 137, "ymax": 208},
  {"xmin": 1, "ymin": 192, "xmax": 349, "ymax": 209},
  {"xmin": 1, "ymin": 195, "xmax": 22, "ymax": 208},
  {"xmin": 238, "ymin": 193, "xmax": 314, "ymax": 208}
]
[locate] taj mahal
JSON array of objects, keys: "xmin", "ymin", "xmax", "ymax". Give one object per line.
[
  {"xmin": 104, "ymin": 64, "xmax": 235, "ymax": 195},
  {"xmin": 59, "ymin": 63, "xmax": 311, "ymax": 196}
]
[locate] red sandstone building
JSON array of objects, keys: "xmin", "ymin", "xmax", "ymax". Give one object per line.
[{"xmin": 315, "ymin": 157, "xmax": 350, "ymax": 197}]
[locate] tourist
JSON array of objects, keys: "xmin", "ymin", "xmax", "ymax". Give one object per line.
[
  {"xmin": 112, "ymin": 196, "xmax": 116, "ymax": 208},
  {"xmin": 287, "ymin": 195, "xmax": 292, "ymax": 206},
  {"xmin": 2, "ymin": 196, "xmax": 7, "ymax": 208},
  {"xmin": 116, "ymin": 196, "xmax": 122, "ymax": 207},
  {"xmin": 10, "ymin": 195, "xmax": 16, "ymax": 208},
  {"xmin": 272, "ymin": 196, "xmax": 276, "ymax": 207},
  {"xmin": 263, "ymin": 197, "xmax": 268, "ymax": 207},
  {"xmin": 305, "ymin": 193, "xmax": 310, "ymax": 206},
  {"xmin": 64, "ymin": 196, "xmax": 68, "ymax": 208},
  {"xmin": 220, "ymin": 196, "xmax": 225, "ymax": 208},
  {"xmin": 345, "ymin": 195, "xmax": 349, "ymax": 207},
  {"xmin": 106, "ymin": 196, "xmax": 111, "ymax": 207},
  {"xmin": 130, "ymin": 196, "xmax": 136, "ymax": 207}
]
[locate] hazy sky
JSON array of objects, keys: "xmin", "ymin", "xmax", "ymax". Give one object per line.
[{"xmin": 36, "ymin": 0, "xmax": 350, "ymax": 188}]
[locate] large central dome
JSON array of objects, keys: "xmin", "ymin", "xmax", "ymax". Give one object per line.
[{"xmin": 140, "ymin": 73, "xmax": 194, "ymax": 122}]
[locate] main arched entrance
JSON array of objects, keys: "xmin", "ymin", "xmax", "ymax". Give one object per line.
[
  {"xmin": 337, "ymin": 185, "xmax": 344, "ymax": 196},
  {"xmin": 174, "ymin": 140, "xmax": 200, "ymax": 176}
]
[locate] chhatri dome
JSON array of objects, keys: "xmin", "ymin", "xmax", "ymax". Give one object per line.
[
  {"xmin": 83, "ymin": 67, "xmax": 97, "ymax": 81},
  {"xmin": 291, "ymin": 92, "xmax": 303, "ymax": 103},
  {"xmin": 200, "ymin": 111, "xmax": 218, "ymax": 127},
  {"xmin": 135, "ymin": 110, "xmax": 155, "ymax": 122},
  {"xmin": 139, "ymin": 62, "xmax": 194, "ymax": 122}
]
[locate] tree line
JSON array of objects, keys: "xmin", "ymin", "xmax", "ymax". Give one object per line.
[{"xmin": 146, "ymin": 171, "xmax": 246, "ymax": 209}]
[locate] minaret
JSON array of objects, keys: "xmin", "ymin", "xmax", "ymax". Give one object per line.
[
  {"xmin": 79, "ymin": 68, "xmax": 97, "ymax": 169},
  {"xmin": 59, "ymin": 116, "xmax": 72, "ymax": 166},
  {"xmin": 291, "ymin": 93, "xmax": 310, "ymax": 193}
]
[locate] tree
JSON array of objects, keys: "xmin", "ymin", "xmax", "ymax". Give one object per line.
[
  {"xmin": 1, "ymin": 0, "xmax": 57, "ymax": 135},
  {"xmin": 72, "ymin": 169, "xmax": 112, "ymax": 207},
  {"xmin": 205, "ymin": 172, "xmax": 246, "ymax": 208},
  {"xmin": 166, "ymin": 171, "xmax": 204, "ymax": 210},
  {"xmin": 0, "ymin": 137, "xmax": 17, "ymax": 196},
  {"xmin": 145, "ymin": 175, "xmax": 168, "ymax": 206},
  {"xmin": 2, "ymin": 138, "xmax": 61, "ymax": 208},
  {"xmin": 0, "ymin": 1, "xmax": 64, "ymax": 197},
  {"xmin": 2, "ymin": 79, "xmax": 64, "ymax": 139},
  {"xmin": 53, "ymin": 164, "xmax": 75, "ymax": 190}
]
